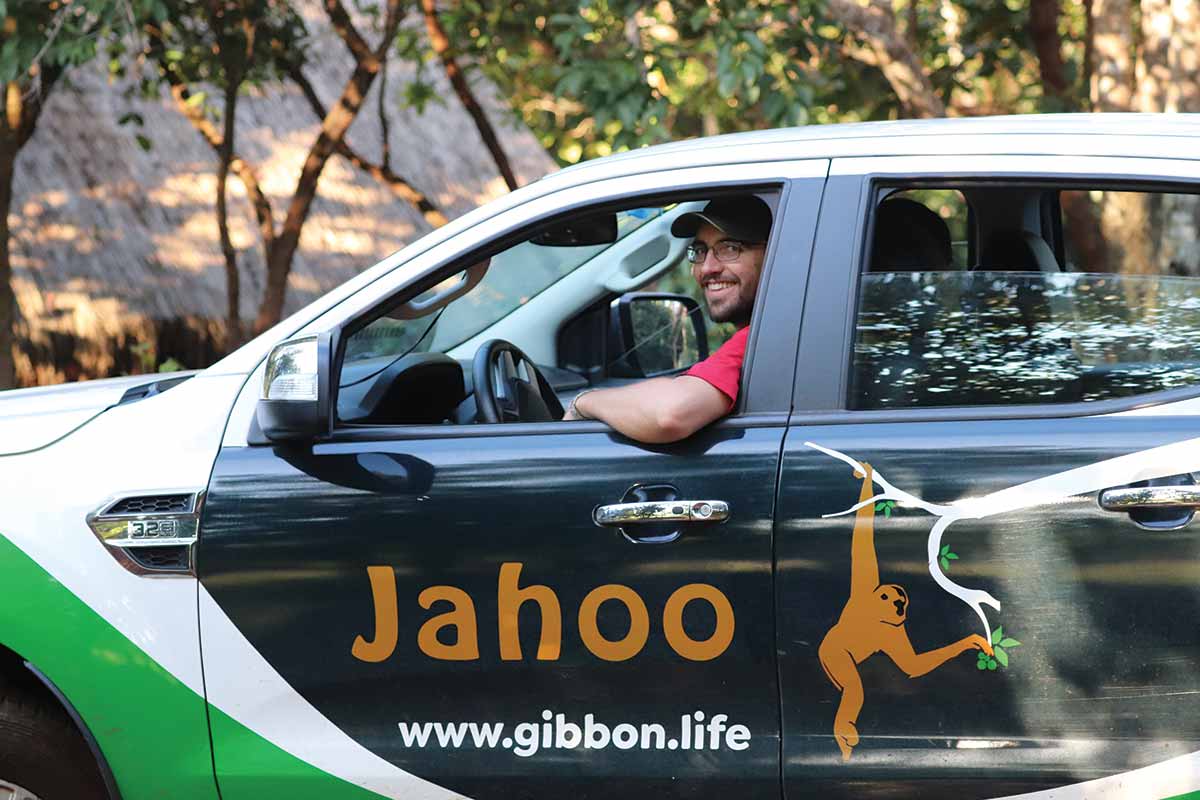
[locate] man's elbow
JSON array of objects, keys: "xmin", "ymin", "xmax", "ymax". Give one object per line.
[{"xmin": 650, "ymin": 401, "xmax": 711, "ymax": 444}]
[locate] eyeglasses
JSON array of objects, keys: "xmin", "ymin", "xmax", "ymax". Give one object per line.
[{"xmin": 686, "ymin": 240, "xmax": 760, "ymax": 264}]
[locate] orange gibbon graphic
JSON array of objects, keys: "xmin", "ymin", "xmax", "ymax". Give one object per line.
[{"xmin": 818, "ymin": 463, "xmax": 993, "ymax": 762}]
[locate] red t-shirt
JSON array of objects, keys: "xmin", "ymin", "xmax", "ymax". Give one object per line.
[{"xmin": 682, "ymin": 327, "xmax": 749, "ymax": 408}]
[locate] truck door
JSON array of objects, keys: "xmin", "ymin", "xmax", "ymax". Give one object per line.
[
  {"xmin": 778, "ymin": 161, "xmax": 1200, "ymax": 799},
  {"xmin": 197, "ymin": 168, "xmax": 825, "ymax": 800}
]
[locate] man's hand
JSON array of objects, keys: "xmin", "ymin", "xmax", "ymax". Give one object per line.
[{"xmin": 564, "ymin": 376, "xmax": 731, "ymax": 443}]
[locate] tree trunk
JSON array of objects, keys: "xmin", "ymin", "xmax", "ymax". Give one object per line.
[
  {"xmin": 1090, "ymin": 0, "xmax": 1135, "ymax": 111},
  {"xmin": 0, "ymin": 142, "xmax": 16, "ymax": 388},
  {"xmin": 826, "ymin": 0, "xmax": 946, "ymax": 118},
  {"xmin": 1168, "ymin": 0, "xmax": 1200, "ymax": 112},
  {"xmin": 1137, "ymin": 0, "xmax": 1172, "ymax": 113},
  {"xmin": 254, "ymin": 1, "xmax": 404, "ymax": 332},
  {"xmin": 1162, "ymin": 0, "xmax": 1200, "ymax": 274},
  {"xmin": 421, "ymin": 0, "xmax": 519, "ymax": 191},
  {"xmin": 1029, "ymin": 0, "xmax": 1070, "ymax": 101},
  {"xmin": 1061, "ymin": 190, "xmax": 1110, "ymax": 271},
  {"xmin": 215, "ymin": 64, "xmax": 245, "ymax": 350}
]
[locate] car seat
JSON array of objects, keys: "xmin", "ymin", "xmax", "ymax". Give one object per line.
[{"xmin": 856, "ymin": 198, "xmax": 956, "ymax": 408}]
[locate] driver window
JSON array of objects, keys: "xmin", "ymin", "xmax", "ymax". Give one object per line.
[{"xmin": 335, "ymin": 190, "xmax": 777, "ymax": 428}]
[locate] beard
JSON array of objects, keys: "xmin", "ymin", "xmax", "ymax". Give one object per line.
[{"xmin": 708, "ymin": 288, "xmax": 755, "ymax": 327}]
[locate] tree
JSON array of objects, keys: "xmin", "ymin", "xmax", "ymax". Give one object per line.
[
  {"xmin": 146, "ymin": 0, "xmax": 436, "ymax": 335},
  {"xmin": 0, "ymin": 0, "xmax": 154, "ymax": 389}
]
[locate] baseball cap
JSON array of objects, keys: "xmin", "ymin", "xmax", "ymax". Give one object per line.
[{"xmin": 670, "ymin": 195, "xmax": 773, "ymax": 242}]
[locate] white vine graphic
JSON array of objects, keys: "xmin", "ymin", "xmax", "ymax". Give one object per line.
[{"xmin": 806, "ymin": 435, "xmax": 1200, "ymax": 644}]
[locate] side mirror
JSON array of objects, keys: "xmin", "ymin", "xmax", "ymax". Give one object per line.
[
  {"xmin": 608, "ymin": 293, "xmax": 709, "ymax": 378},
  {"xmin": 255, "ymin": 332, "xmax": 332, "ymax": 442}
]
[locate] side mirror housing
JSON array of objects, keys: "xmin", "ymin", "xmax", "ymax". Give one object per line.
[
  {"xmin": 608, "ymin": 292, "xmax": 709, "ymax": 378},
  {"xmin": 255, "ymin": 332, "xmax": 333, "ymax": 442}
]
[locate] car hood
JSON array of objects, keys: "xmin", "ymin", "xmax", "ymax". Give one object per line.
[{"xmin": 0, "ymin": 373, "xmax": 195, "ymax": 456}]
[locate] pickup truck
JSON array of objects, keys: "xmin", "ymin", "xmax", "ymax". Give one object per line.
[{"xmin": 2, "ymin": 114, "xmax": 1200, "ymax": 800}]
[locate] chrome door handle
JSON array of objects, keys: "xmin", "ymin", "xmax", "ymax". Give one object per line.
[
  {"xmin": 593, "ymin": 500, "xmax": 729, "ymax": 527},
  {"xmin": 1099, "ymin": 486, "xmax": 1200, "ymax": 511}
]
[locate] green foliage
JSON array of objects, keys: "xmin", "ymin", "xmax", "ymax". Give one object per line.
[
  {"xmin": 409, "ymin": 0, "xmax": 1094, "ymax": 167},
  {"xmin": 875, "ymin": 499, "xmax": 896, "ymax": 518},
  {"xmin": 427, "ymin": 1, "xmax": 823, "ymax": 164},
  {"xmin": 938, "ymin": 543, "xmax": 958, "ymax": 571},
  {"xmin": 978, "ymin": 625, "xmax": 1022, "ymax": 672},
  {"xmin": 0, "ymin": 0, "xmax": 158, "ymax": 86},
  {"xmin": 135, "ymin": 1, "xmax": 309, "ymax": 102}
]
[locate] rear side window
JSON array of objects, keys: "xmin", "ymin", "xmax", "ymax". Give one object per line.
[{"xmin": 852, "ymin": 185, "xmax": 1200, "ymax": 409}]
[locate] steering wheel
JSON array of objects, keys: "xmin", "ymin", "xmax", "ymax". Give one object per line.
[{"xmin": 472, "ymin": 339, "xmax": 564, "ymax": 423}]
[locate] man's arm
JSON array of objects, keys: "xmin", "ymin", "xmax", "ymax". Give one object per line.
[{"xmin": 565, "ymin": 376, "xmax": 731, "ymax": 443}]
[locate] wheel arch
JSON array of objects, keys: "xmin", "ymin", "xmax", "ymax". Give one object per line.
[{"xmin": 0, "ymin": 642, "xmax": 122, "ymax": 800}]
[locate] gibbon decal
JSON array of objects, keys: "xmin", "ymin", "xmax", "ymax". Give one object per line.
[{"xmin": 818, "ymin": 463, "xmax": 992, "ymax": 761}]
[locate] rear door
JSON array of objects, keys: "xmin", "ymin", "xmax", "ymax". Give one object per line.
[
  {"xmin": 778, "ymin": 156, "xmax": 1200, "ymax": 799},
  {"xmin": 197, "ymin": 164, "xmax": 826, "ymax": 800}
]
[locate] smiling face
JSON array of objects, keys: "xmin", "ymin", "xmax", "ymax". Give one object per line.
[{"xmin": 690, "ymin": 223, "xmax": 765, "ymax": 327}]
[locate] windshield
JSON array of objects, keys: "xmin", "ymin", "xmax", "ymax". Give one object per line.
[{"xmin": 343, "ymin": 207, "xmax": 663, "ymax": 367}]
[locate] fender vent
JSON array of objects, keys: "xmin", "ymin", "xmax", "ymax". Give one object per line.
[
  {"xmin": 127, "ymin": 546, "xmax": 191, "ymax": 572},
  {"xmin": 105, "ymin": 494, "xmax": 194, "ymax": 515},
  {"xmin": 87, "ymin": 490, "xmax": 203, "ymax": 577}
]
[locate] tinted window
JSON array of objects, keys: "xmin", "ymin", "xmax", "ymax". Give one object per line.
[{"xmin": 852, "ymin": 186, "xmax": 1200, "ymax": 409}]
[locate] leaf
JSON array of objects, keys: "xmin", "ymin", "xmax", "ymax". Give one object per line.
[
  {"xmin": 875, "ymin": 502, "xmax": 885, "ymax": 511},
  {"xmin": 135, "ymin": 134, "xmax": 152, "ymax": 152},
  {"xmin": 946, "ymin": 552, "xmax": 959, "ymax": 560},
  {"xmin": 994, "ymin": 647, "xmax": 1009, "ymax": 668},
  {"xmin": 117, "ymin": 112, "xmax": 144, "ymax": 127},
  {"xmin": 999, "ymin": 638, "xmax": 1021, "ymax": 648},
  {"xmin": 940, "ymin": 545, "xmax": 950, "ymax": 556},
  {"xmin": 939, "ymin": 557, "xmax": 949, "ymax": 571},
  {"xmin": 883, "ymin": 506, "xmax": 891, "ymax": 518}
]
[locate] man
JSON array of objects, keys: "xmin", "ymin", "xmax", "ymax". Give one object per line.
[{"xmin": 562, "ymin": 195, "xmax": 771, "ymax": 443}]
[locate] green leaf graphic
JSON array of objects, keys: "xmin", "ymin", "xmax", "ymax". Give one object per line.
[
  {"xmin": 991, "ymin": 626, "xmax": 1004, "ymax": 645},
  {"xmin": 994, "ymin": 647, "xmax": 1009, "ymax": 668},
  {"xmin": 875, "ymin": 502, "xmax": 885, "ymax": 511},
  {"xmin": 999, "ymin": 638, "xmax": 1021, "ymax": 648},
  {"xmin": 946, "ymin": 553, "xmax": 959, "ymax": 560},
  {"xmin": 939, "ymin": 556, "xmax": 949, "ymax": 571}
]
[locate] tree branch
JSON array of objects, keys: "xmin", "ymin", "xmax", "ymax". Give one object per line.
[
  {"xmin": 826, "ymin": 0, "xmax": 946, "ymax": 118},
  {"xmin": 255, "ymin": 0, "xmax": 405, "ymax": 331},
  {"xmin": 283, "ymin": 61, "xmax": 448, "ymax": 227},
  {"xmin": 323, "ymin": 0, "xmax": 375, "ymax": 66},
  {"xmin": 421, "ymin": 0, "xmax": 519, "ymax": 190},
  {"xmin": 166, "ymin": 84, "xmax": 277, "ymax": 260}
]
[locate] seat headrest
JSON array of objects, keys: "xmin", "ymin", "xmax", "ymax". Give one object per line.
[
  {"xmin": 981, "ymin": 231, "xmax": 1059, "ymax": 272},
  {"xmin": 869, "ymin": 197, "xmax": 953, "ymax": 271}
]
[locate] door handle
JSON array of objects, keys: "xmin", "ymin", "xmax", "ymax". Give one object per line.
[
  {"xmin": 593, "ymin": 500, "xmax": 729, "ymax": 527},
  {"xmin": 1099, "ymin": 486, "xmax": 1200, "ymax": 511}
]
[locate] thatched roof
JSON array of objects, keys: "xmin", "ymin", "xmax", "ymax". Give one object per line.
[{"xmin": 10, "ymin": 6, "xmax": 555, "ymax": 384}]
